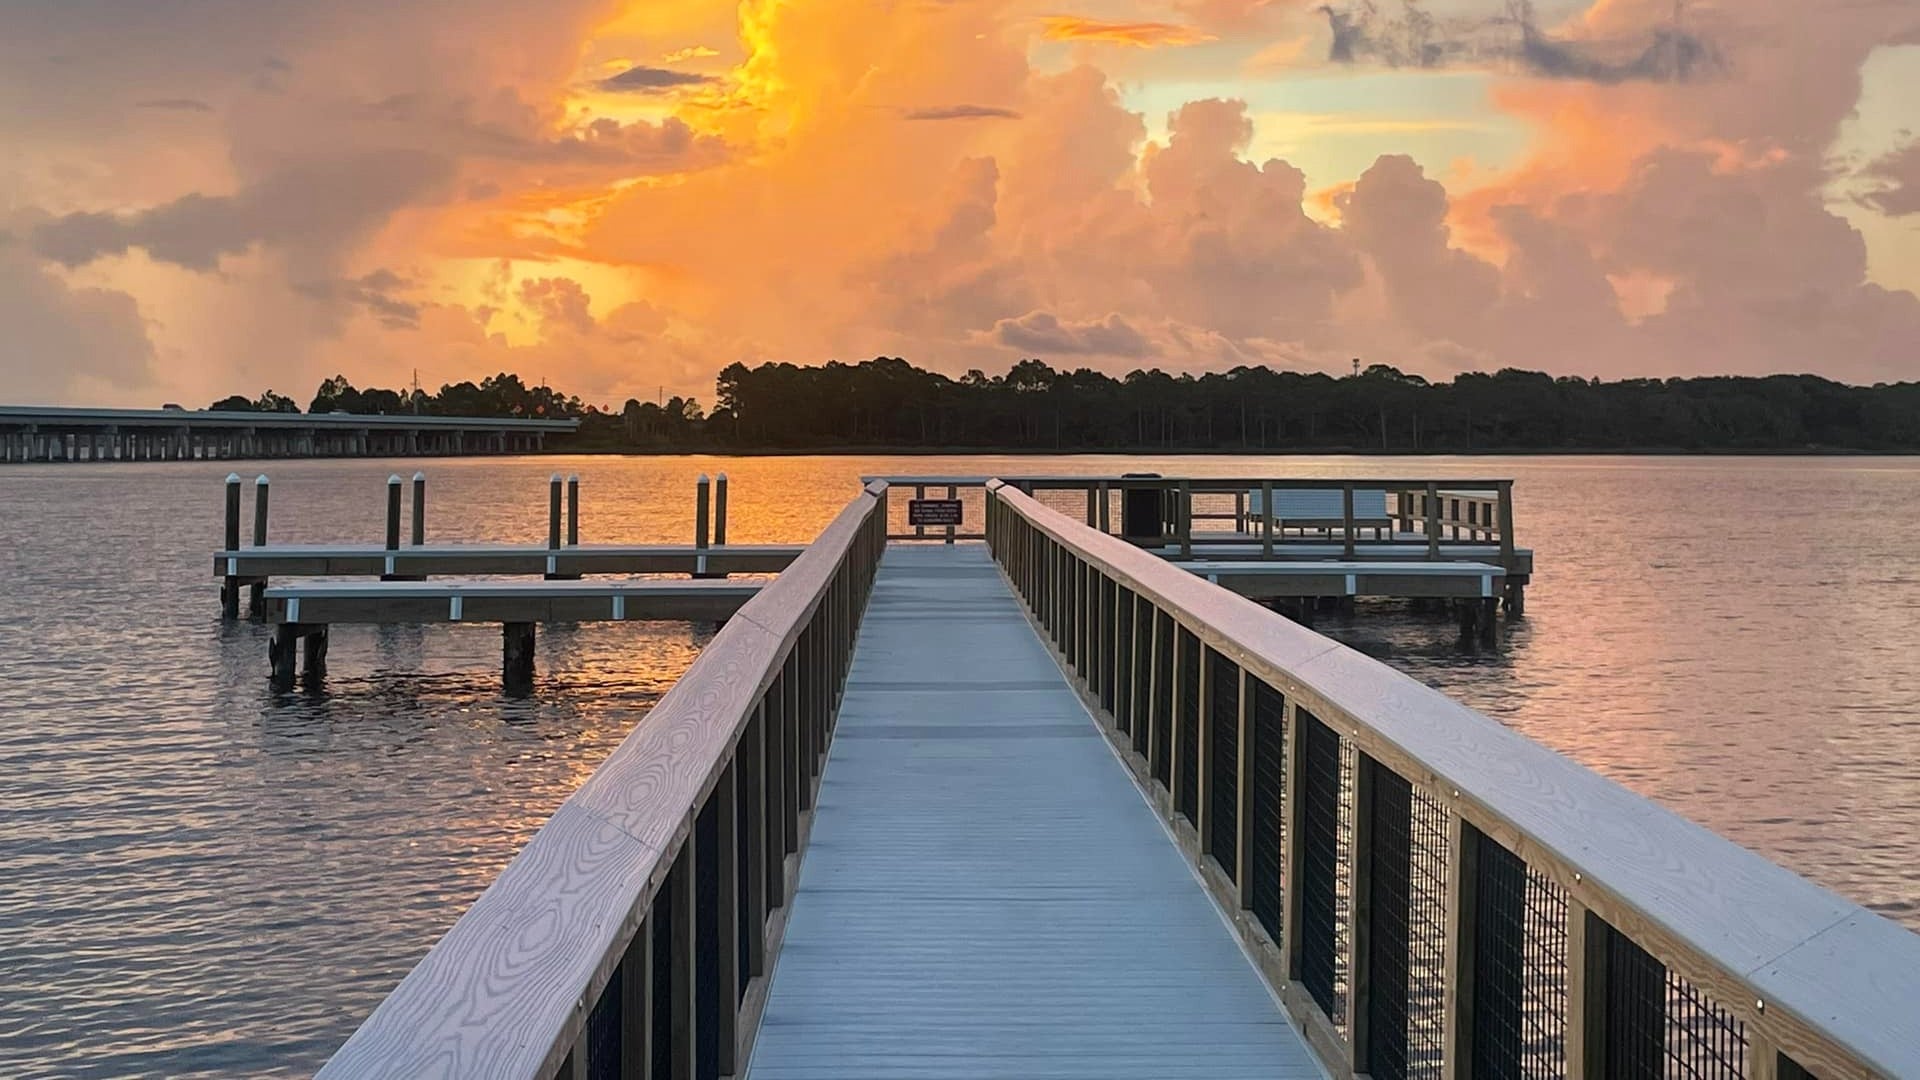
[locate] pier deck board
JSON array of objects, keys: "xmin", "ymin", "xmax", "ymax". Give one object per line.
[
  {"xmin": 749, "ymin": 544, "xmax": 1319, "ymax": 1079},
  {"xmin": 263, "ymin": 578, "xmax": 759, "ymax": 624},
  {"xmin": 216, "ymin": 542, "xmax": 803, "ymax": 580}
]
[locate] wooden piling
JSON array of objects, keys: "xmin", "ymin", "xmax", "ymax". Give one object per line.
[
  {"xmin": 411, "ymin": 472, "xmax": 426, "ymax": 546},
  {"xmin": 566, "ymin": 474, "xmax": 580, "ymax": 546},
  {"xmin": 713, "ymin": 473, "xmax": 729, "ymax": 546},
  {"xmin": 248, "ymin": 475, "xmax": 270, "ymax": 614},
  {"xmin": 270, "ymin": 624, "xmax": 298, "ymax": 689},
  {"xmin": 222, "ymin": 473, "xmax": 242, "ymax": 617},
  {"xmin": 694, "ymin": 474, "xmax": 712, "ymax": 578},
  {"xmin": 503, "ymin": 622, "xmax": 536, "ymax": 694},
  {"xmin": 547, "ymin": 474, "xmax": 563, "ymax": 551},
  {"xmin": 302, "ymin": 627, "xmax": 329, "ymax": 684},
  {"xmin": 385, "ymin": 475, "xmax": 403, "ymax": 552}
]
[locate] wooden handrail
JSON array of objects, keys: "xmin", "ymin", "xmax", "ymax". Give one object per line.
[
  {"xmin": 316, "ymin": 484, "xmax": 889, "ymax": 1079},
  {"xmin": 986, "ymin": 479, "xmax": 1920, "ymax": 1080}
]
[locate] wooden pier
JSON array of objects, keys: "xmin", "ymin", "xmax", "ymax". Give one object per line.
[{"xmin": 298, "ymin": 478, "xmax": 1920, "ymax": 1080}]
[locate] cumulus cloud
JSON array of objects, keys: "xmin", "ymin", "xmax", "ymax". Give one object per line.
[
  {"xmin": 1039, "ymin": 16, "xmax": 1217, "ymax": 47},
  {"xmin": 1860, "ymin": 142, "xmax": 1920, "ymax": 217},
  {"xmin": 0, "ymin": 232, "xmax": 157, "ymax": 401},
  {"xmin": 599, "ymin": 65, "xmax": 716, "ymax": 92},
  {"xmin": 905, "ymin": 105, "xmax": 1023, "ymax": 121},
  {"xmin": 992, "ymin": 311, "xmax": 1155, "ymax": 356}
]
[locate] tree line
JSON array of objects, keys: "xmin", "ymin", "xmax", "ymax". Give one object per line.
[{"xmin": 209, "ymin": 359, "xmax": 1920, "ymax": 452}]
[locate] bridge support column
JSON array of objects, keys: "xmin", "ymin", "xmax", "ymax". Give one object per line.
[{"xmin": 503, "ymin": 622, "xmax": 536, "ymax": 694}]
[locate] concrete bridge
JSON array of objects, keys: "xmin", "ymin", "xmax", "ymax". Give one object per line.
[
  {"xmin": 308, "ymin": 480, "xmax": 1917, "ymax": 1080},
  {"xmin": 0, "ymin": 404, "xmax": 575, "ymax": 462}
]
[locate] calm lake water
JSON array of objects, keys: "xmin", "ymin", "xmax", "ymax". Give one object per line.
[{"xmin": 2, "ymin": 454, "xmax": 1917, "ymax": 1077}]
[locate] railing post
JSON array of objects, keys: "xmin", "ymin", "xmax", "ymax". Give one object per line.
[
  {"xmin": 1178, "ymin": 479, "xmax": 1192, "ymax": 557},
  {"xmin": 620, "ymin": 911, "xmax": 655, "ymax": 1079},
  {"xmin": 221, "ymin": 472, "xmax": 242, "ymax": 617},
  {"xmin": 549, "ymin": 474, "xmax": 563, "ymax": 551},
  {"xmin": 714, "ymin": 473, "xmax": 729, "ymax": 547},
  {"xmin": 694, "ymin": 475, "xmax": 711, "ymax": 578},
  {"xmin": 745, "ymin": 705, "xmax": 768, "ymax": 980},
  {"xmin": 1497, "ymin": 481, "xmax": 1516, "ymax": 569},
  {"xmin": 1443, "ymin": 814, "xmax": 1480, "ymax": 1079},
  {"xmin": 1261, "ymin": 480, "xmax": 1275, "ymax": 558},
  {"xmin": 1280, "ymin": 698, "xmax": 1306, "ymax": 983},
  {"xmin": 915, "ymin": 483, "xmax": 926, "ymax": 538},
  {"xmin": 1096, "ymin": 480, "xmax": 1110, "ymax": 535},
  {"xmin": 1567, "ymin": 900, "xmax": 1602, "ymax": 1080},
  {"xmin": 1425, "ymin": 482, "xmax": 1441, "ymax": 561},
  {"xmin": 1147, "ymin": 609, "xmax": 1166, "ymax": 786},
  {"xmin": 1195, "ymin": 642, "xmax": 1212, "ymax": 852},
  {"xmin": 1342, "ymin": 482, "xmax": 1357, "ymax": 561},
  {"xmin": 945, "ymin": 483, "xmax": 956, "ymax": 545}
]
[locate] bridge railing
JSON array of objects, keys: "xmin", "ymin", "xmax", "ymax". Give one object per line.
[
  {"xmin": 985, "ymin": 480, "xmax": 1918, "ymax": 1080},
  {"xmin": 316, "ymin": 481, "xmax": 889, "ymax": 1080}
]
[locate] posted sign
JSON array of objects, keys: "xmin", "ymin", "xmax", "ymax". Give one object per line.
[{"xmin": 907, "ymin": 499, "xmax": 964, "ymax": 527}]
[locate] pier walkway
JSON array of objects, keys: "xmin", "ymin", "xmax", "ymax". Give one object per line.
[{"xmin": 749, "ymin": 544, "xmax": 1317, "ymax": 1078}]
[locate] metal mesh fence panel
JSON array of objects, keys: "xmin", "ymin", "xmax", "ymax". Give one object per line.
[
  {"xmin": 1666, "ymin": 968, "xmax": 1747, "ymax": 1080},
  {"xmin": 1248, "ymin": 680, "xmax": 1286, "ymax": 944},
  {"xmin": 1473, "ymin": 834, "xmax": 1571, "ymax": 1079},
  {"xmin": 1176, "ymin": 627, "xmax": 1201, "ymax": 825},
  {"xmin": 1299, "ymin": 709, "xmax": 1342, "ymax": 1021},
  {"xmin": 1364, "ymin": 769, "xmax": 1449, "ymax": 1080},
  {"xmin": 1603, "ymin": 921, "xmax": 1666, "ymax": 1080},
  {"xmin": 585, "ymin": 962, "xmax": 621, "ymax": 1080},
  {"xmin": 1113, "ymin": 587, "xmax": 1135, "ymax": 735},
  {"xmin": 1152, "ymin": 611, "xmax": 1173, "ymax": 786},
  {"xmin": 1207, "ymin": 649, "xmax": 1241, "ymax": 874},
  {"xmin": 1100, "ymin": 576, "xmax": 1117, "ymax": 712},
  {"xmin": 695, "ymin": 798, "xmax": 721, "ymax": 1080}
]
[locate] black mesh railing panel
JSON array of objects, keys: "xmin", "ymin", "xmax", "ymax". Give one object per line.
[
  {"xmin": 1207, "ymin": 649, "xmax": 1240, "ymax": 873},
  {"xmin": 694, "ymin": 798, "xmax": 721, "ymax": 1080},
  {"xmin": 1130, "ymin": 595, "xmax": 1152, "ymax": 756},
  {"xmin": 1604, "ymin": 924, "xmax": 1667, "ymax": 1080},
  {"xmin": 1176, "ymin": 627, "xmax": 1201, "ymax": 825},
  {"xmin": 1100, "ymin": 576, "xmax": 1117, "ymax": 712},
  {"xmin": 585, "ymin": 962, "xmax": 621, "ymax": 1080},
  {"xmin": 1113, "ymin": 587, "xmax": 1135, "ymax": 734},
  {"xmin": 1472, "ymin": 836, "xmax": 1571, "ymax": 1079},
  {"xmin": 1365, "ymin": 769, "xmax": 1449, "ymax": 1080},
  {"xmin": 734, "ymin": 752, "xmax": 753, "ymax": 1000},
  {"xmin": 1248, "ymin": 679, "xmax": 1286, "ymax": 943},
  {"xmin": 1152, "ymin": 611, "xmax": 1174, "ymax": 786},
  {"xmin": 650, "ymin": 881, "xmax": 673, "ymax": 1079},
  {"xmin": 1299, "ymin": 709, "xmax": 1342, "ymax": 1021},
  {"xmin": 1667, "ymin": 969, "xmax": 1747, "ymax": 1080}
]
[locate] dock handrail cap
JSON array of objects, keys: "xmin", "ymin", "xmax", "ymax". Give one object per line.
[
  {"xmin": 225, "ymin": 472, "xmax": 241, "ymax": 483},
  {"xmin": 568, "ymin": 473, "xmax": 579, "ymax": 483},
  {"xmin": 412, "ymin": 471, "xmax": 425, "ymax": 482},
  {"xmin": 255, "ymin": 474, "xmax": 269, "ymax": 485},
  {"xmin": 697, "ymin": 473, "xmax": 710, "ymax": 483},
  {"xmin": 550, "ymin": 473, "xmax": 562, "ymax": 483},
  {"xmin": 388, "ymin": 474, "xmax": 403, "ymax": 484},
  {"xmin": 717, "ymin": 472, "xmax": 727, "ymax": 481}
]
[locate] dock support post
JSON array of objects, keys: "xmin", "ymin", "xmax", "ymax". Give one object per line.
[
  {"xmin": 411, "ymin": 472, "xmax": 426, "ymax": 546},
  {"xmin": 503, "ymin": 622, "xmax": 536, "ymax": 694},
  {"xmin": 221, "ymin": 473, "xmax": 242, "ymax": 617},
  {"xmin": 694, "ymin": 474, "xmax": 712, "ymax": 578},
  {"xmin": 248, "ymin": 475, "xmax": 270, "ymax": 615},
  {"xmin": 1504, "ymin": 581, "xmax": 1525, "ymax": 617},
  {"xmin": 270, "ymin": 624, "xmax": 299, "ymax": 690},
  {"xmin": 302, "ymin": 628, "xmax": 328, "ymax": 685},
  {"xmin": 547, "ymin": 474, "xmax": 563, "ymax": 551},
  {"xmin": 385, "ymin": 475, "xmax": 402, "ymax": 552},
  {"xmin": 566, "ymin": 474, "xmax": 580, "ymax": 546},
  {"xmin": 1261, "ymin": 480, "xmax": 1275, "ymax": 558},
  {"xmin": 1178, "ymin": 479, "xmax": 1192, "ymax": 558},
  {"xmin": 713, "ymin": 473, "xmax": 729, "ymax": 547},
  {"xmin": 946, "ymin": 483, "xmax": 957, "ymax": 544}
]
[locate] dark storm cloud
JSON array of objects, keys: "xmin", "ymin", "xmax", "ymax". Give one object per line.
[{"xmin": 599, "ymin": 65, "xmax": 715, "ymax": 92}]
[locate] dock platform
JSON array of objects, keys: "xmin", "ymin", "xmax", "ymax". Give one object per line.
[
  {"xmin": 218, "ymin": 543, "xmax": 803, "ymax": 581},
  {"xmin": 749, "ymin": 544, "xmax": 1317, "ymax": 1078}
]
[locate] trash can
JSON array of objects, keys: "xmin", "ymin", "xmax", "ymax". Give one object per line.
[{"xmin": 1120, "ymin": 473, "xmax": 1164, "ymax": 543}]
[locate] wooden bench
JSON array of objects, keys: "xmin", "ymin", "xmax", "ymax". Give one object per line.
[{"xmin": 1245, "ymin": 488, "xmax": 1395, "ymax": 539}]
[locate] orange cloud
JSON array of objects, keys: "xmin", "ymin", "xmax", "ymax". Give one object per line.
[{"xmin": 1038, "ymin": 16, "xmax": 1216, "ymax": 48}]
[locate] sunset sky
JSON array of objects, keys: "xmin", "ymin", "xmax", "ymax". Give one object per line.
[{"xmin": 3, "ymin": 0, "xmax": 1918, "ymax": 408}]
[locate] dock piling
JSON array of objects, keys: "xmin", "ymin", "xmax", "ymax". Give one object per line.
[
  {"xmin": 248, "ymin": 475, "xmax": 270, "ymax": 614},
  {"xmin": 694, "ymin": 474, "xmax": 712, "ymax": 578},
  {"xmin": 566, "ymin": 474, "xmax": 580, "ymax": 546},
  {"xmin": 503, "ymin": 622, "xmax": 536, "ymax": 694},
  {"xmin": 411, "ymin": 472, "xmax": 426, "ymax": 546},
  {"xmin": 714, "ymin": 473, "xmax": 729, "ymax": 546},
  {"xmin": 384, "ymin": 475, "xmax": 403, "ymax": 554},
  {"xmin": 221, "ymin": 473, "xmax": 242, "ymax": 617},
  {"xmin": 547, "ymin": 475, "xmax": 562, "ymax": 551}
]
